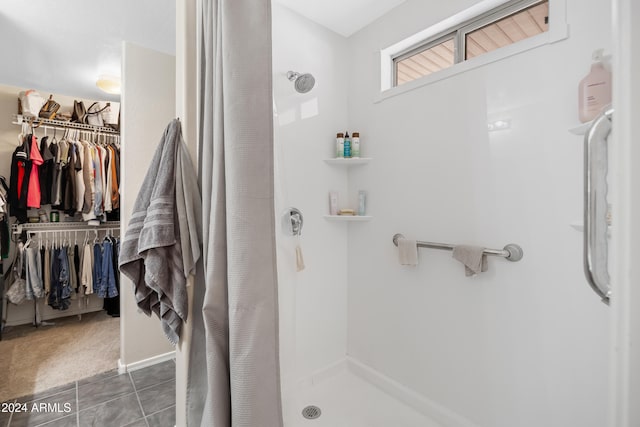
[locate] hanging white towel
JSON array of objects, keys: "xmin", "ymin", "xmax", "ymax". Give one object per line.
[
  {"xmin": 452, "ymin": 245, "xmax": 488, "ymax": 276},
  {"xmin": 398, "ymin": 238, "xmax": 418, "ymax": 266}
]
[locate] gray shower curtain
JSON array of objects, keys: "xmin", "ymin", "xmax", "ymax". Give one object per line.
[{"xmin": 186, "ymin": 0, "xmax": 283, "ymax": 426}]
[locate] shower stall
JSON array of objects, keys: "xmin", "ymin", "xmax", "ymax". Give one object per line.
[{"xmin": 271, "ymin": 1, "xmax": 614, "ymax": 426}]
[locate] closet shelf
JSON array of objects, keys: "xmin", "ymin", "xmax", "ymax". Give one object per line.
[
  {"xmin": 324, "ymin": 215, "xmax": 373, "ymax": 222},
  {"xmin": 323, "ymin": 158, "xmax": 372, "ymax": 166},
  {"xmin": 12, "ymin": 221, "xmax": 120, "ymax": 234},
  {"xmin": 12, "ymin": 114, "xmax": 119, "ymax": 134}
]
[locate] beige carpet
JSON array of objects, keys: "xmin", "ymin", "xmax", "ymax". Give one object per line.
[{"xmin": 0, "ymin": 311, "xmax": 119, "ymax": 402}]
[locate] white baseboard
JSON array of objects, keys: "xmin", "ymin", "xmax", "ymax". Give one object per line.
[
  {"xmin": 347, "ymin": 357, "xmax": 479, "ymax": 427},
  {"xmin": 118, "ymin": 351, "xmax": 176, "ymax": 374}
]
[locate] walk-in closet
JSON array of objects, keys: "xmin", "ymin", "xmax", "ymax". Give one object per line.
[
  {"xmin": 0, "ymin": 87, "xmax": 123, "ymax": 400},
  {"xmin": 0, "ymin": 2, "xmax": 182, "ymax": 425}
]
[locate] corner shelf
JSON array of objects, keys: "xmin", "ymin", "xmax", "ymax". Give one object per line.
[
  {"xmin": 324, "ymin": 215, "xmax": 372, "ymax": 222},
  {"xmin": 323, "ymin": 158, "xmax": 372, "ymax": 166}
]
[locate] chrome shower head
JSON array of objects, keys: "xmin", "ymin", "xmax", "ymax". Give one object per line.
[{"xmin": 287, "ymin": 70, "xmax": 315, "ymax": 93}]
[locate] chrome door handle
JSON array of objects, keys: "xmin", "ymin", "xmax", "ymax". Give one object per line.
[{"xmin": 584, "ymin": 107, "xmax": 613, "ymax": 305}]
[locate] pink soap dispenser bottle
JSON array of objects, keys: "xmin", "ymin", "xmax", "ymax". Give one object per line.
[{"xmin": 579, "ymin": 49, "xmax": 612, "ymax": 123}]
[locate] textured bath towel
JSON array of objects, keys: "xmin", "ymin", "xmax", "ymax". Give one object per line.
[
  {"xmin": 119, "ymin": 119, "xmax": 201, "ymax": 345},
  {"xmin": 452, "ymin": 245, "xmax": 488, "ymax": 277}
]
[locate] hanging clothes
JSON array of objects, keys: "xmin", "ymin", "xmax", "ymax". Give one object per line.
[
  {"xmin": 24, "ymin": 243, "xmax": 44, "ymax": 300},
  {"xmin": 43, "ymin": 243, "xmax": 51, "ymax": 295},
  {"xmin": 9, "ymin": 135, "xmax": 31, "ymax": 223},
  {"xmin": 93, "ymin": 146, "xmax": 104, "ymax": 219},
  {"xmin": 51, "ymin": 137, "xmax": 63, "ymax": 206},
  {"xmin": 63, "ymin": 143, "xmax": 77, "ymax": 214},
  {"xmin": 39, "ymin": 136, "xmax": 54, "ymax": 205},
  {"xmin": 111, "ymin": 143, "xmax": 120, "ymax": 209},
  {"xmin": 98, "ymin": 238, "xmax": 118, "ymax": 298},
  {"xmin": 81, "ymin": 241, "xmax": 93, "ymax": 295},
  {"xmin": 92, "ymin": 241, "xmax": 102, "ymax": 295},
  {"xmin": 81, "ymin": 140, "xmax": 96, "ymax": 220},
  {"xmin": 104, "ymin": 147, "xmax": 113, "ymax": 213},
  {"xmin": 0, "ymin": 176, "xmax": 10, "ymax": 259},
  {"xmin": 48, "ymin": 244, "xmax": 71, "ymax": 310},
  {"xmin": 26, "ymin": 135, "xmax": 43, "ymax": 209},
  {"xmin": 67, "ymin": 244, "xmax": 77, "ymax": 300},
  {"xmin": 103, "ymin": 236, "xmax": 120, "ymax": 317},
  {"xmin": 74, "ymin": 242, "xmax": 81, "ymax": 294},
  {"xmin": 7, "ymin": 123, "xmax": 120, "ymax": 224}
]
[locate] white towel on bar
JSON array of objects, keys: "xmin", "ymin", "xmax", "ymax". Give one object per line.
[
  {"xmin": 398, "ymin": 238, "xmax": 418, "ymax": 266},
  {"xmin": 452, "ymin": 245, "xmax": 488, "ymax": 276}
]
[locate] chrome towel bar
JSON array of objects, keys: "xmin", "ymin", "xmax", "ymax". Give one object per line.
[{"xmin": 392, "ymin": 233, "xmax": 524, "ymax": 262}]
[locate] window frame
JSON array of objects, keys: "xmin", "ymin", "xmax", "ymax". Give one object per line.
[
  {"xmin": 392, "ymin": 31, "xmax": 456, "ymax": 87},
  {"xmin": 391, "ymin": 0, "xmax": 549, "ymax": 88}
]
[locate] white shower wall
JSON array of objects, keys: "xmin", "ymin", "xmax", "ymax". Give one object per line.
[
  {"xmin": 345, "ymin": 1, "xmax": 611, "ymax": 427},
  {"xmin": 272, "ymin": 4, "xmax": 350, "ymax": 387}
]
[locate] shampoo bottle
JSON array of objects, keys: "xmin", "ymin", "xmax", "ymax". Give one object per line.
[
  {"xmin": 344, "ymin": 131, "xmax": 351, "ymax": 158},
  {"xmin": 579, "ymin": 49, "xmax": 612, "ymax": 123},
  {"xmin": 352, "ymin": 132, "xmax": 360, "ymax": 158},
  {"xmin": 336, "ymin": 133, "xmax": 344, "ymax": 158}
]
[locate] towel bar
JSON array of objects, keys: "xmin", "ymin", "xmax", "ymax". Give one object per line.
[{"xmin": 392, "ymin": 234, "xmax": 523, "ymax": 262}]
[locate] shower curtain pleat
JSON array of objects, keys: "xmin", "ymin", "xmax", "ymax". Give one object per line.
[{"xmin": 186, "ymin": 0, "xmax": 283, "ymax": 426}]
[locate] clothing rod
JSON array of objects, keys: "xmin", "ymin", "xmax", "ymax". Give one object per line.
[
  {"xmin": 12, "ymin": 221, "xmax": 120, "ymax": 234},
  {"xmin": 392, "ymin": 233, "xmax": 524, "ymax": 262},
  {"xmin": 12, "ymin": 114, "xmax": 119, "ymax": 134},
  {"xmin": 29, "ymin": 124, "xmax": 118, "ymax": 136}
]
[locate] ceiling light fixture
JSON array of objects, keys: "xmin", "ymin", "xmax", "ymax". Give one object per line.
[{"xmin": 96, "ymin": 75, "xmax": 121, "ymax": 95}]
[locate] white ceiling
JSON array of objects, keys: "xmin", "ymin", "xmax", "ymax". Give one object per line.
[
  {"xmin": 0, "ymin": 0, "xmax": 403, "ymax": 101},
  {"xmin": 274, "ymin": 0, "xmax": 406, "ymax": 37},
  {"xmin": 0, "ymin": 0, "xmax": 175, "ymax": 101}
]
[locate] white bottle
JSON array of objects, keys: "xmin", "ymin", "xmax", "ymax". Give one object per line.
[
  {"xmin": 336, "ymin": 133, "xmax": 344, "ymax": 158},
  {"xmin": 329, "ymin": 191, "xmax": 339, "ymax": 215},
  {"xmin": 358, "ymin": 190, "xmax": 366, "ymax": 216},
  {"xmin": 352, "ymin": 132, "xmax": 360, "ymax": 158},
  {"xmin": 579, "ymin": 49, "xmax": 612, "ymax": 123}
]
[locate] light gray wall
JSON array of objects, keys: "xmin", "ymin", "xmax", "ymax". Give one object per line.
[{"xmin": 120, "ymin": 42, "xmax": 176, "ymax": 366}]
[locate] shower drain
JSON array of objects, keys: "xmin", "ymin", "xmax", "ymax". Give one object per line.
[{"xmin": 301, "ymin": 405, "xmax": 322, "ymax": 420}]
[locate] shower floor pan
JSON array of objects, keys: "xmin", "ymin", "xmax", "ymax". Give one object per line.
[{"xmin": 283, "ymin": 367, "xmax": 442, "ymax": 427}]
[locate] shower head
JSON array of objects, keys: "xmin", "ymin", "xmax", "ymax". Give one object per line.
[{"xmin": 287, "ymin": 71, "xmax": 315, "ymax": 93}]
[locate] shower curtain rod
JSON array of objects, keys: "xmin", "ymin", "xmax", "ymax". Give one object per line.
[{"xmin": 392, "ymin": 233, "xmax": 524, "ymax": 262}]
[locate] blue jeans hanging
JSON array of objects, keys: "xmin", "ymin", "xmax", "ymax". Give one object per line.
[{"xmin": 99, "ymin": 240, "xmax": 118, "ymax": 298}]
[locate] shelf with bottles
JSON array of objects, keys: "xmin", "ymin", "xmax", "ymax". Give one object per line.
[
  {"xmin": 323, "ymin": 157, "xmax": 372, "ymax": 166},
  {"xmin": 326, "ymin": 191, "xmax": 371, "ymax": 222}
]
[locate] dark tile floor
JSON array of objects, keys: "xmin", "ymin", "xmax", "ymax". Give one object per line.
[{"xmin": 1, "ymin": 360, "xmax": 176, "ymax": 427}]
